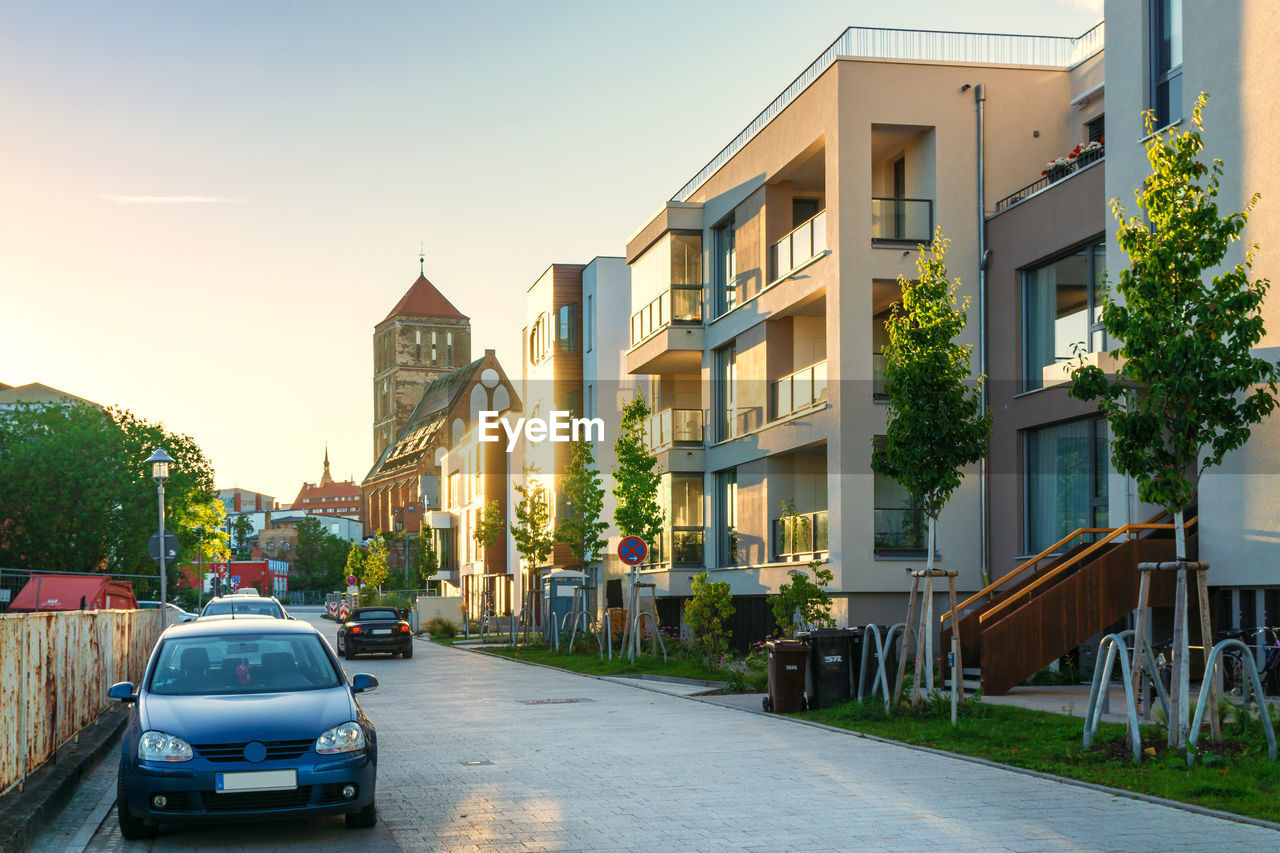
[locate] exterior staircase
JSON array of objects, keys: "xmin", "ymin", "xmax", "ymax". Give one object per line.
[{"xmin": 942, "ymin": 513, "xmax": 1195, "ymax": 696}]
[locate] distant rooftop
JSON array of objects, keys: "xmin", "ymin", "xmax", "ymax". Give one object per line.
[{"xmin": 671, "ymin": 22, "xmax": 1105, "ymax": 204}]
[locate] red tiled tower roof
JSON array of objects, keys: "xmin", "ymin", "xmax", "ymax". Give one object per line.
[{"xmin": 383, "ymin": 274, "xmax": 468, "ymax": 322}]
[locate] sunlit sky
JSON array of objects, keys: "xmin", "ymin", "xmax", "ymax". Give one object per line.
[{"xmin": 0, "ymin": 0, "xmax": 1101, "ymax": 500}]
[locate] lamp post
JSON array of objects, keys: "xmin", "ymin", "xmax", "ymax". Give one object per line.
[{"xmin": 146, "ymin": 447, "xmax": 176, "ymax": 630}]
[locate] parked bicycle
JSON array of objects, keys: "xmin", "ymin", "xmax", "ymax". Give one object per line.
[{"xmin": 1217, "ymin": 626, "xmax": 1280, "ymax": 703}]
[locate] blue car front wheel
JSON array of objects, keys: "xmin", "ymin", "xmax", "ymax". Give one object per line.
[{"xmin": 117, "ymin": 771, "xmax": 158, "ymax": 840}]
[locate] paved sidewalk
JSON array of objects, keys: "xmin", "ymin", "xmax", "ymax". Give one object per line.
[{"xmin": 372, "ymin": 642, "xmax": 1278, "ymax": 852}]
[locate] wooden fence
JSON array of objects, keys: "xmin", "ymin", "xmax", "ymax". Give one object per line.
[{"xmin": 0, "ymin": 609, "xmax": 160, "ymax": 794}]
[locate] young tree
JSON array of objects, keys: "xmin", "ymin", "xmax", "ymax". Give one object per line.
[
  {"xmin": 612, "ymin": 392, "xmax": 663, "ymax": 549},
  {"xmin": 418, "ymin": 536, "xmax": 440, "ymax": 587},
  {"xmin": 363, "ymin": 536, "xmax": 389, "ymax": 596},
  {"xmin": 510, "ymin": 465, "xmax": 555, "ymax": 592},
  {"xmin": 557, "ymin": 439, "xmax": 608, "ymax": 573},
  {"xmin": 684, "ymin": 570, "xmax": 735, "ymax": 671},
  {"xmin": 873, "ymin": 230, "xmax": 991, "ymax": 697},
  {"xmin": 473, "ymin": 499, "xmax": 505, "ymax": 554},
  {"xmin": 1071, "ymin": 94, "xmax": 1278, "ymax": 745},
  {"xmin": 769, "ymin": 561, "xmax": 835, "ymax": 638},
  {"xmin": 230, "ymin": 514, "xmax": 255, "ymax": 556},
  {"xmin": 344, "ymin": 542, "xmax": 365, "ymax": 585},
  {"xmin": 293, "ymin": 517, "xmax": 349, "ymax": 591}
]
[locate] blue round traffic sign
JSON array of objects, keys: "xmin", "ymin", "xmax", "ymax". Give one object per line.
[{"xmin": 618, "ymin": 536, "xmax": 648, "ymax": 566}]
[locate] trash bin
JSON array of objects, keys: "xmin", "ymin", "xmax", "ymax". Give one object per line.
[
  {"xmin": 797, "ymin": 628, "xmax": 862, "ymax": 710},
  {"xmin": 763, "ymin": 639, "xmax": 810, "ymax": 713}
]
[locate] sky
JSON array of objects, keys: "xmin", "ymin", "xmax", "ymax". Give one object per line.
[{"xmin": 0, "ymin": 0, "xmax": 1102, "ymax": 501}]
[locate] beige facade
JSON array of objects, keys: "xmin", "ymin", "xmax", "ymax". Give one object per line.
[{"xmin": 623, "ymin": 26, "xmax": 1106, "ymax": 638}]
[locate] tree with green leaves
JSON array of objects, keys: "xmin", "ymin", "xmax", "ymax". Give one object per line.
[
  {"xmin": 1071, "ymin": 94, "xmax": 1278, "ymax": 747},
  {"xmin": 684, "ymin": 570, "xmax": 735, "ymax": 671},
  {"xmin": 418, "ymin": 535, "xmax": 439, "ymax": 587},
  {"xmin": 363, "ymin": 536, "xmax": 389, "ymax": 596},
  {"xmin": 511, "ymin": 465, "xmax": 555, "ymax": 582},
  {"xmin": 230, "ymin": 514, "xmax": 255, "ymax": 556},
  {"xmin": 473, "ymin": 499, "xmax": 505, "ymax": 554},
  {"xmin": 769, "ymin": 561, "xmax": 834, "ymax": 638},
  {"xmin": 557, "ymin": 439, "xmax": 608, "ymax": 573},
  {"xmin": 612, "ymin": 392, "xmax": 663, "ymax": 549},
  {"xmin": 344, "ymin": 542, "xmax": 365, "ymax": 585},
  {"xmin": 293, "ymin": 517, "xmax": 351, "ymax": 591},
  {"xmin": 872, "ymin": 230, "xmax": 991, "ymax": 581}
]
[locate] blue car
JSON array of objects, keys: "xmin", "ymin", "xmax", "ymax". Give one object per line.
[{"xmin": 109, "ymin": 617, "xmax": 379, "ymax": 838}]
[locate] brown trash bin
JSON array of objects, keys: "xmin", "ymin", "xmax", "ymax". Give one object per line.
[{"xmin": 764, "ymin": 639, "xmax": 810, "ymax": 713}]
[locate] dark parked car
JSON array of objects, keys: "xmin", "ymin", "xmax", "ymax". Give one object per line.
[
  {"xmin": 200, "ymin": 595, "xmax": 289, "ymax": 620},
  {"xmin": 336, "ymin": 607, "xmax": 414, "ymax": 660},
  {"xmin": 109, "ymin": 618, "xmax": 379, "ymax": 838}
]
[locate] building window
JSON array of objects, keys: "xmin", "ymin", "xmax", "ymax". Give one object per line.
[
  {"xmin": 585, "ymin": 295, "xmax": 593, "ymax": 353},
  {"xmin": 446, "ymin": 331, "xmax": 453, "ymax": 364},
  {"xmin": 874, "ymin": 436, "xmax": 927, "ymax": 556},
  {"xmin": 1023, "ymin": 239, "xmax": 1106, "ymax": 391},
  {"xmin": 714, "ymin": 344, "xmax": 737, "ymax": 442},
  {"xmin": 716, "ymin": 469, "xmax": 738, "ymax": 566},
  {"xmin": 653, "ymin": 475, "xmax": 704, "ymax": 568},
  {"xmin": 1025, "ymin": 418, "xmax": 1109, "ymax": 554},
  {"xmin": 713, "ymin": 217, "xmax": 736, "ymax": 316},
  {"xmin": 1149, "ymin": 0, "xmax": 1182, "ymax": 130},
  {"xmin": 557, "ymin": 303, "xmax": 578, "ymax": 353},
  {"xmin": 1086, "ymin": 115, "xmax": 1105, "ymax": 144}
]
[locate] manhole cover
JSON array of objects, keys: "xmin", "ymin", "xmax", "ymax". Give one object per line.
[
  {"xmin": 520, "ymin": 698, "xmax": 595, "ymax": 705},
  {"xmin": 459, "ymin": 759, "xmax": 494, "ymax": 766}
]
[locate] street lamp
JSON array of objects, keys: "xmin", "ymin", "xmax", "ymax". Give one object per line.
[{"xmin": 146, "ymin": 447, "xmax": 176, "ymax": 630}]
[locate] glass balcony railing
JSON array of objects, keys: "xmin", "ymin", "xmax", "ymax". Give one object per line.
[
  {"xmin": 775, "ymin": 510, "xmax": 829, "ymax": 559},
  {"xmin": 770, "ymin": 210, "xmax": 827, "ymax": 281},
  {"xmin": 871, "ymin": 197, "xmax": 934, "ymax": 244},
  {"xmin": 630, "ymin": 285, "xmax": 702, "ymax": 346},
  {"xmin": 771, "ymin": 360, "xmax": 828, "ymax": 420},
  {"xmin": 645, "ymin": 527, "xmax": 706, "ymax": 568},
  {"xmin": 644, "ymin": 408, "xmax": 704, "ymax": 451},
  {"xmin": 874, "ymin": 507, "xmax": 927, "ymax": 552},
  {"xmin": 873, "ymin": 350, "xmax": 887, "ymax": 399}
]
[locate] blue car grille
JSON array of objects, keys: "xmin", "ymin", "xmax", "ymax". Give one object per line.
[
  {"xmin": 200, "ymin": 787, "xmax": 313, "ymax": 811},
  {"xmin": 192, "ymin": 739, "xmax": 313, "ymax": 762}
]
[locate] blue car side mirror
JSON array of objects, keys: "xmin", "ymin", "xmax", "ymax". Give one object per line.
[
  {"xmin": 350, "ymin": 674, "xmax": 378, "ymax": 694},
  {"xmin": 108, "ymin": 681, "xmax": 137, "ymax": 703}
]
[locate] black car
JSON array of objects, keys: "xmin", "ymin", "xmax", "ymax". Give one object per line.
[{"xmin": 336, "ymin": 607, "xmax": 414, "ymax": 660}]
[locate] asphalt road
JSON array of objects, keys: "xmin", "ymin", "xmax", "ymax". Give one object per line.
[{"xmin": 31, "ymin": 608, "xmax": 1280, "ymax": 852}]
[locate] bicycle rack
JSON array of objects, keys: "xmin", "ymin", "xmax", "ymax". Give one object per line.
[
  {"xmin": 567, "ymin": 586, "xmax": 592, "ymax": 653},
  {"xmin": 858, "ymin": 623, "xmax": 904, "ymax": 713},
  {"xmin": 627, "ymin": 581, "xmax": 666, "ymax": 664},
  {"xmin": 1083, "ymin": 631, "xmax": 1169, "ymax": 761},
  {"xmin": 1189, "ymin": 638, "xmax": 1276, "ymax": 766},
  {"xmin": 598, "ymin": 610, "xmax": 613, "ymax": 661}
]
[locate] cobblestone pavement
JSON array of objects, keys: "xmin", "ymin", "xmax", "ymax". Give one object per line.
[{"xmin": 39, "ymin": 611, "xmax": 1280, "ymax": 851}]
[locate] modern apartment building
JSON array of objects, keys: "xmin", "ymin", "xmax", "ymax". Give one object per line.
[{"xmin": 622, "ymin": 25, "xmax": 1107, "ymax": 642}]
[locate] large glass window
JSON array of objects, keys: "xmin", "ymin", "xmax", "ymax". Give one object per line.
[
  {"xmin": 1150, "ymin": 0, "xmax": 1182, "ymax": 130},
  {"xmin": 557, "ymin": 303, "xmax": 578, "ymax": 353},
  {"xmin": 1023, "ymin": 240, "xmax": 1106, "ymax": 391},
  {"xmin": 713, "ymin": 217, "xmax": 736, "ymax": 316},
  {"xmin": 717, "ymin": 469, "xmax": 738, "ymax": 566},
  {"xmin": 715, "ymin": 344, "xmax": 738, "ymax": 441},
  {"xmin": 671, "ymin": 232, "xmax": 702, "ymax": 286},
  {"xmin": 873, "ymin": 436, "xmax": 926, "ymax": 556},
  {"xmin": 669, "ymin": 475, "xmax": 705, "ymax": 568},
  {"xmin": 1026, "ymin": 418, "xmax": 1110, "ymax": 554}
]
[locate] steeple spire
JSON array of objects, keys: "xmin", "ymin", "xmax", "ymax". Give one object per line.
[
  {"xmin": 419, "ymin": 242, "xmax": 425, "ymax": 277},
  {"xmin": 321, "ymin": 445, "xmax": 333, "ymax": 486}
]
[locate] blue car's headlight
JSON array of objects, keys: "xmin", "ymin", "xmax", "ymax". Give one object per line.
[
  {"xmin": 315, "ymin": 722, "xmax": 364, "ymax": 754},
  {"xmin": 138, "ymin": 730, "xmax": 193, "ymax": 762}
]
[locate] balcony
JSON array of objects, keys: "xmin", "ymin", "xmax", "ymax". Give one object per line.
[
  {"xmin": 631, "ymin": 285, "xmax": 701, "ymax": 346},
  {"xmin": 646, "ymin": 528, "xmax": 706, "ymax": 569},
  {"xmin": 770, "ymin": 360, "xmax": 827, "ymax": 420},
  {"xmin": 644, "ymin": 408, "xmax": 703, "ymax": 451},
  {"xmin": 875, "ymin": 507, "xmax": 927, "ymax": 555},
  {"xmin": 871, "ymin": 198, "xmax": 933, "ymax": 245},
  {"xmin": 775, "ymin": 510, "xmax": 829, "ymax": 561},
  {"xmin": 993, "ymin": 149, "xmax": 1104, "ymax": 214},
  {"xmin": 770, "ymin": 210, "xmax": 828, "ymax": 282}
]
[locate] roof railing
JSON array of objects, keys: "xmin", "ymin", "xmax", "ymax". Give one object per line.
[{"xmin": 671, "ymin": 22, "xmax": 1104, "ymax": 203}]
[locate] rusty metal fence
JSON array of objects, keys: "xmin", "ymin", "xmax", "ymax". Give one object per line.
[{"xmin": 0, "ymin": 608, "xmax": 160, "ymax": 794}]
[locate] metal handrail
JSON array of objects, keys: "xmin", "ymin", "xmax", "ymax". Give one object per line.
[
  {"xmin": 992, "ymin": 151, "xmax": 1104, "ymax": 213},
  {"xmin": 978, "ymin": 518, "xmax": 1198, "ymax": 626},
  {"xmin": 942, "ymin": 508, "xmax": 1176, "ymax": 625}
]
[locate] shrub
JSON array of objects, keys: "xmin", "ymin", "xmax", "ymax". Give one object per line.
[
  {"xmin": 684, "ymin": 571, "xmax": 734, "ymax": 672},
  {"xmin": 769, "ymin": 560, "xmax": 834, "ymax": 637},
  {"xmin": 424, "ymin": 616, "xmax": 457, "ymax": 638}
]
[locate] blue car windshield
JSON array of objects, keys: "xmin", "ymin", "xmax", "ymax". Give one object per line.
[{"xmin": 148, "ymin": 633, "xmax": 341, "ymax": 695}]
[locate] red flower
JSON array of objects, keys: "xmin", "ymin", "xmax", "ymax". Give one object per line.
[{"xmin": 1041, "ymin": 169, "xmax": 1049, "ymax": 176}]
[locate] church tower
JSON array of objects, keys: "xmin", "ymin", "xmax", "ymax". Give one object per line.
[{"xmin": 372, "ymin": 261, "xmax": 472, "ymax": 459}]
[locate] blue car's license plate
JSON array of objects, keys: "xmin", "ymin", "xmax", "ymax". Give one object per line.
[{"xmin": 216, "ymin": 769, "xmax": 298, "ymax": 793}]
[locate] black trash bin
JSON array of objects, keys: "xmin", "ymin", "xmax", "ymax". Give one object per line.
[
  {"xmin": 763, "ymin": 639, "xmax": 809, "ymax": 713},
  {"xmin": 797, "ymin": 628, "xmax": 861, "ymax": 710}
]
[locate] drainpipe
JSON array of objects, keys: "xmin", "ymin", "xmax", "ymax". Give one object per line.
[{"xmin": 975, "ymin": 83, "xmax": 990, "ymax": 584}]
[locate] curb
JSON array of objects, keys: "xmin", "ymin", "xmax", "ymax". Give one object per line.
[
  {"xmin": 449, "ymin": 642, "xmax": 1280, "ymax": 835},
  {"xmin": 0, "ymin": 705, "xmax": 128, "ymax": 853}
]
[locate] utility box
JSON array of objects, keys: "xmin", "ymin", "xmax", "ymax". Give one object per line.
[{"xmin": 542, "ymin": 569, "xmax": 588, "ymax": 638}]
